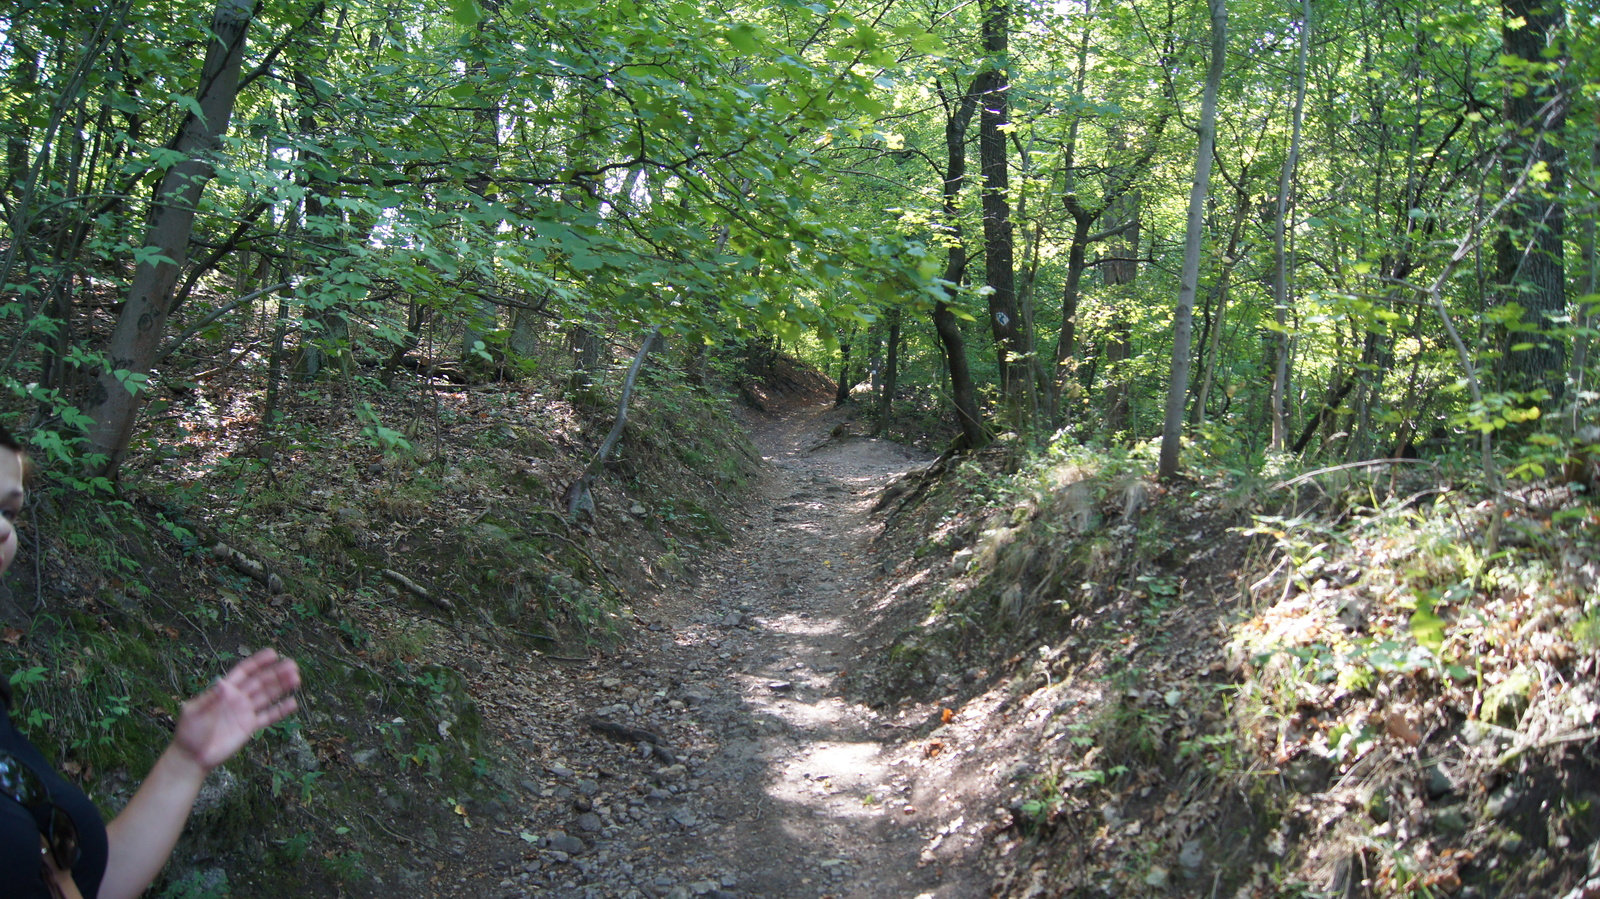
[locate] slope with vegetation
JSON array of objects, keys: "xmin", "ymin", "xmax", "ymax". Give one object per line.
[
  {"xmin": 852, "ymin": 438, "xmax": 1600, "ymax": 898},
  {"xmin": 0, "ymin": 335, "xmax": 772, "ymax": 895}
]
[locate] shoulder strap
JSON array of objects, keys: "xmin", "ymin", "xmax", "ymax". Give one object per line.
[{"xmin": 40, "ymin": 836, "xmax": 87, "ymax": 899}]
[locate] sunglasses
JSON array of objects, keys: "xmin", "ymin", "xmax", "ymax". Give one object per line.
[{"xmin": 0, "ymin": 749, "xmax": 80, "ymax": 870}]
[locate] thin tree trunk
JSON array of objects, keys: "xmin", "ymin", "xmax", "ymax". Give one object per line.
[
  {"xmin": 1292, "ymin": 373, "xmax": 1355, "ymax": 454},
  {"xmin": 873, "ymin": 308, "xmax": 901, "ymax": 437},
  {"xmin": 1158, "ymin": 0, "xmax": 1226, "ymax": 481},
  {"xmin": 1269, "ymin": 0, "xmax": 1310, "ymax": 451},
  {"xmin": 1347, "ymin": 330, "xmax": 1394, "ymax": 461},
  {"xmin": 1056, "ymin": 217, "xmax": 1092, "ymax": 377},
  {"xmin": 1574, "ymin": 139, "xmax": 1599, "ymax": 397},
  {"xmin": 262, "ymin": 211, "xmax": 305, "ymax": 429},
  {"xmin": 4, "ymin": 35, "xmax": 38, "ymax": 206},
  {"xmin": 82, "ymin": 0, "xmax": 256, "ymax": 471},
  {"xmin": 834, "ymin": 327, "xmax": 854, "ymax": 406},
  {"xmin": 1103, "ymin": 320, "xmax": 1132, "ymax": 437},
  {"xmin": 1195, "ymin": 189, "xmax": 1250, "ymax": 424},
  {"xmin": 564, "ymin": 330, "xmax": 660, "ymax": 520},
  {"xmin": 458, "ymin": 0, "xmax": 505, "ymax": 376},
  {"xmin": 291, "ymin": 4, "xmax": 356, "ymax": 383},
  {"xmin": 933, "ymin": 76, "xmax": 987, "ymax": 450},
  {"xmin": 1053, "ymin": 7, "xmax": 1093, "ymax": 387}
]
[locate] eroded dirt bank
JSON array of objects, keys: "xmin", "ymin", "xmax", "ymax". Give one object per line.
[{"xmin": 424, "ymin": 401, "xmax": 1000, "ymax": 899}]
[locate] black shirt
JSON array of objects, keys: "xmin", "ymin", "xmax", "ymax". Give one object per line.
[{"xmin": 1, "ymin": 695, "xmax": 108, "ymax": 898}]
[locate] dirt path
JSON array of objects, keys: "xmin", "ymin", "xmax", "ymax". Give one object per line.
[{"xmin": 447, "ymin": 402, "xmax": 992, "ymax": 899}]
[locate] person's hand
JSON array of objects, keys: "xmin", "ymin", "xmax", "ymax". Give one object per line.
[{"xmin": 172, "ymin": 649, "xmax": 301, "ymax": 772}]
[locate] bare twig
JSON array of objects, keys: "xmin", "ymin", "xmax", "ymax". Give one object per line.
[
  {"xmin": 564, "ymin": 328, "xmax": 660, "ymax": 520},
  {"xmin": 1495, "ymin": 728, "xmax": 1600, "ymax": 768},
  {"xmin": 363, "ymin": 810, "xmax": 419, "ymax": 846},
  {"xmin": 157, "ymin": 280, "xmax": 300, "ymax": 363},
  {"xmin": 211, "ymin": 542, "xmax": 286, "ymax": 593},
  {"xmin": 380, "ymin": 568, "xmax": 456, "ymax": 612},
  {"xmin": 1271, "ymin": 458, "xmax": 1438, "ymax": 489},
  {"xmin": 525, "ymin": 529, "xmax": 618, "ymax": 593}
]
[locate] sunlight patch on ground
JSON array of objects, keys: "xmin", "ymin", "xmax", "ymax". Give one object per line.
[
  {"xmin": 796, "ymin": 740, "xmax": 885, "ymax": 781},
  {"xmin": 761, "ymin": 696, "xmax": 854, "ymax": 730},
  {"xmin": 758, "ymin": 614, "xmax": 843, "ymax": 637},
  {"xmin": 767, "ymin": 740, "xmax": 892, "ymax": 822}
]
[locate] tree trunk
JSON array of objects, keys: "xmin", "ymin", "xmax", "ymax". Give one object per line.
[
  {"xmin": 1194, "ymin": 189, "xmax": 1250, "ymax": 425},
  {"xmin": 1269, "ymin": 0, "xmax": 1310, "ymax": 451},
  {"xmin": 564, "ymin": 329, "xmax": 660, "ymax": 521},
  {"xmin": 932, "ymin": 75, "xmax": 987, "ymax": 450},
  {"xmin": 1292, "ymin": 372, "xmax": 1355, "ymax": 454},
  {"xmin": 568, "ymin": 322, "xmax": 604, "ymax": 409},
  {"xmin": 1103, "ymin": 320, "xmax": 1132, "ymax": 437},
  {"xmin": 834, "ymin": 327, "xmax": 854, "ymax": 406},
  {"xmin": 459, "ymin": 0, "xmax": 505, "ymax": 377},
  {"xmin": 1051, "ymin": 23, "xmax": 1166, "ymax": 428},
  {"xmin": 1574, "ymin": 139, "xmax": 1599, "ymax": 394},
  {"xmin": 4, "ymin": 34, "xmax": 37, "ymax": 206},
  {"xmin": 509, "ymin": 304, "xmax": 542, "ymax": 362},
  {"xmin": 1053, "ymin": 8, "xmax": 1093, "ymax": 391},
  {"xmin": 873, "ymin": 308, "xmax": 901, "ymax": 437},
  {"xmin": 1056, "ymin": 216, "xmax": 1092, "ymax": 377},
  {"xmin": 82, "ymin": 0, "xmax": 256, "ymax": 471},
  {"xmin": 1346, "ymin": 329, "xmax": 1395, "ymax": 461},
  {"xmin": 1158, "ymin": 0, "xmax": 1226, "ymax": 481},
  {"xmin": 289, "ymin": 3, "xmax": 352, "ymax": 384},
  {"xmin": 975, "ymin": 0, "xmax": 1030, "ymax": 410},
  {"xmin": 1494, "ymin": 0, "xmax": 1569, "ymax": 400}
]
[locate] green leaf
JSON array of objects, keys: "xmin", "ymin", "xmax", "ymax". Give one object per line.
[
  {"xmin": 131, "ymin": 246, "xmax": 179, "ymax": 268},
  {"xmin": 112, "ymin": 369, "xmax": 151, "ymax": 397},
  {"xmin": 452, "ymin": 0, "xmax": 484, "ymax": 26},
  {"xmin": 1409, "ymin": 604, "xmax": 1446, "ymax": 656},
  {"xmin": 725, "ymin": 24, "xmax": 761, "ymax": 53},
  {"xmin": 170, "ymin": 93, "xmax": 205, "ymax": 121},
  {"xmin": 567, "ymin": 251, "xmax": 605, "ymax": 271}
]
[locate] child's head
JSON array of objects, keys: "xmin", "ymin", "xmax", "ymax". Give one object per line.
[{"xmin": 0, "ymin": 424, "xmax": 26, "ymax": 577}]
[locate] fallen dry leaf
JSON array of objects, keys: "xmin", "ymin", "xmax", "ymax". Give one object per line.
[{"xmin": 1386, "ymin": 711, "xmax": 1421, "ymax": 746}]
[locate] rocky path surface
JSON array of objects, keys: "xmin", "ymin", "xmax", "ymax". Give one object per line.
[{"xmin": 439, "ymin": 402, "xmax": 994, "ymax": 899}]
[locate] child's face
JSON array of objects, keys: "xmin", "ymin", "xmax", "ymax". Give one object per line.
[{"xmin": 0, "ymin": 448, "xmax": 23, "ymax": 576}]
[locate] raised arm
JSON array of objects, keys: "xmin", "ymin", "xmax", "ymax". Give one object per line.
[{"xmin": 97, "ymin": 649, "xmax": 300, "ymax": 899}]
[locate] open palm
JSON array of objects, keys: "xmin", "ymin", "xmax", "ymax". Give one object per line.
[{"xmin": 173, "ymin": 649, "xmax": 301, "ymax": 772}]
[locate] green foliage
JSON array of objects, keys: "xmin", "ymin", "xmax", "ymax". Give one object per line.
[
  {"xmin": 1576, "ymin": 610, "xmax": 1600, "ymax": 650},
  {"xmin": 354, "ymin": 403, "xmax": 413, "ymax": 459},
  {"xmin": 318, "ymin": 850, "xmax": 367, "ymax": 885},
  {"xmin": 159, "ymin": 870, "xmax": 231, "ymax": 899}
]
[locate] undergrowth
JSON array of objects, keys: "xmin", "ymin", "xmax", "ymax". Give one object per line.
[
  {"xmin": 861, "ymin": 435, "xmax": 1600, "ymax": 898},
  {"xmin": 0, "ymin": 350, "xmax": 764, "ymax": 897}
]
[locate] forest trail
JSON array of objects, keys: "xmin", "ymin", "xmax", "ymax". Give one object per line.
[{"xmin": 445, "ymin": 400, "xmax": 992, "ymax": 899}]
